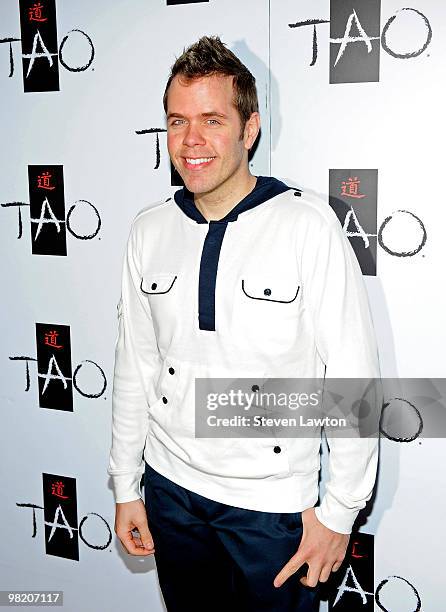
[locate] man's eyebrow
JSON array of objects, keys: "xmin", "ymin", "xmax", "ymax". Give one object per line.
[
  {"xmin": 166, "ymin": 111, "xmax": 228, "ymax": 120},
  {"xmin": 201, "ymin": 112, "xmax": 228, "ymax": 118}
]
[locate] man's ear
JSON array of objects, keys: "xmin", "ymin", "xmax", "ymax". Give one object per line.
[{"xmin": 244, "ymin": 112, "xmax": 261, "ymax": 150}]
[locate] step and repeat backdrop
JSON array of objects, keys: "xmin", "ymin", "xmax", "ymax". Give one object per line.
[{"xmin": 1, "ymin": 0, "xmax": 444, "ymax": 610}]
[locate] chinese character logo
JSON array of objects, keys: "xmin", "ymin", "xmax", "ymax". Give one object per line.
[
  {"xmin": 51, "ymin": 480, "xmax": 69, "ymax": 500},
  {"xmin": 44, "ymin": 330, "xmax": 63, "ymax": 349},
  {"xmin": 341, "ymin": 176, "xmax": 366, "ymax": 199},
  {"xmin": 28, "ymin": 2, "xmax": 48, "ymax": 23},
  {"xmin": 37, "ymin": 171, "xmax": 56, "ymax": 191}
]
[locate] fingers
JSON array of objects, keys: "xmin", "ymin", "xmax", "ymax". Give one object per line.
[
  {"xmin": 299, "ymin": 559, "xmax": 344, "ymax": 587},
  {"xmin": 130, "ymin": 533, "xmax": 156, "ymax": 555},
  {"xmin": 120, "ymin": 529, "xmax": 155, "ymax": 556},
  {"xmin": 331, "ymin": 560, "xmax": 343, "ymax": 572},
  {"xmin": 298, "ymin": 562, "xmax": 321, "ymax": 588},
  {"xmin": 303, "ymin": 563, "xmax": 332, "ymax": 585},
  {"xmin": 273, "ymin": 552, "xmax": 306, "ymax": 588},
  {"xmin": 135, "ymin": 521, "xmax": 155, "ymax": 551}
]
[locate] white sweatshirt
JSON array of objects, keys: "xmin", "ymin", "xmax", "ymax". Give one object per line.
[{"xmin": 107, "ymin": 176, "xmax": 381, "ymax": 535}]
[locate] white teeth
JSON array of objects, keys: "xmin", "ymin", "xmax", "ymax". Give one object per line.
[{"xmin": 186, "ymin": 157, "xmax": 214, "ymax": 165}]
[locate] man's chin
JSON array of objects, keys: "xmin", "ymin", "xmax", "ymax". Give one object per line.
[{"xmin": 182, "ymin": 176, "xmax": 216, "ymax": 197}]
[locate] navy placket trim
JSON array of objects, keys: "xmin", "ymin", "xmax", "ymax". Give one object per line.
[
  {"xmin": 198, "ymin": 220, "xmax": 228, "ymax": 330},
  {"xmin": 174, "ymin": 176, "xmax": 294, "ymax": 331}
]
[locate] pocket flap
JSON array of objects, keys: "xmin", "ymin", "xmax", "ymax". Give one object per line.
[
  {"xmin": 241, "ymin": 276, "xmax": 300, "ymax": 303},
  {"xmin": 140, "ymin": 273, "xmax": 177, "ymax": 295}
]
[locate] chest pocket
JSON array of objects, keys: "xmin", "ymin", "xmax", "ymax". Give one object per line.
[
  {"xmin": 140, "ymin": 273, "xmax": 178, "ymax": 346},
  {"xmin": 232, "ymin": 274, "xmax": 302, "ymax": 351}
]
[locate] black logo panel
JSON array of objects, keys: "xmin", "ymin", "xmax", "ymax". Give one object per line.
[
  {"xmin": 330, "ymin": 0, "xmax": 381, "ymax": 83},
  {"xmin": 19, "ymin": 0, "xmax": 59, "ymax": 92},
  {"xmin": 329, "ymin": 169, "xmax": 378, "ymax": 276},
  {"xmin": 29, "ymin": 165, "xmax": 67, "ymax": 256},
  {"xmin": 325, "ymin": 532, "xmax": 374, "ymax": 610},
  {"xmin": 43, "ymin": 473, "xmax": 79, "ymax": 561},
  {"xmin": 36, "ymin": 323, "xmax": 73, "ymax": 411}
]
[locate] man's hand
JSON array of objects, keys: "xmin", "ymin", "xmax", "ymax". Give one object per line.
[
  {"xmin": 273, "ymin": 507, "xmax": 349, "ymax": 588},
  {"xmin": 114, "ymin": 498, "xmax": 155, "ymax": 556}
]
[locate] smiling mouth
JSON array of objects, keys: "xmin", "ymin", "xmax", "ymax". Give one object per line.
[{"xmin": 183, "ymin": 157, "xmax": 216, "ymax": 170}]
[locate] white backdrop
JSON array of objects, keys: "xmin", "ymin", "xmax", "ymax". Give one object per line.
[{"xmin": 1, "ymin": 0, "xmax": 444, "ymax": 610}]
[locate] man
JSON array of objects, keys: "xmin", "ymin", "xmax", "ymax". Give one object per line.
[{"xmin": 108, "ymin": 36, "xmax": 381, "ymax": 612}]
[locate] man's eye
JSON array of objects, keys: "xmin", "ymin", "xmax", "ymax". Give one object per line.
[
  {"xmin": 207, "ymin": 119, "xmax": 220, "ymax": 125},
  {"xmin": 171, "ymin": 119, "xmax": 185, "ymax": 126}
]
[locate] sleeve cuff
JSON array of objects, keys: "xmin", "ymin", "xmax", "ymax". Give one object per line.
[
  {"xmin": 314, "ymin": 493, "xmax": 361, "ymax": 535},
  {"xmin": 109, "ymin": 470, "xmax": 143, "ymax": 504}
]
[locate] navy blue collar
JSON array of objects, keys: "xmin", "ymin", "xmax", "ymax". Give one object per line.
[{"xmin": 173, "ymin": 175, "xmax": 291, "ymax": 224}]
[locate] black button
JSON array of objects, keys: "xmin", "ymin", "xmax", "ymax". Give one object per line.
[
  {"xmin": 294, "ymin": 190, "xmax": 301, "ymax": 197},
  {"xmin": 252, "ymin": 384, "xmax": 259, "ymax": 392},
  {"xmin": 264, "ymin": 288, "xmax": 271, "ymax": 296},
  {"xmin": 168, "ymin": 367, "xmax": 175, "ymax": 375},
  {"xmin": 151, "ymin": 282, "xmax": 157, "ymax": 290},
  {"xmin": 273, "ymin": 446, "xmax": 281, "ymax": 453},
  {"xmin": 162, "ymin": 396, "xmax": 168, "ymax": 404}
]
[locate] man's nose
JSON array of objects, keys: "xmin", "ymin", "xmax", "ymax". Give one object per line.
[{"xmin": 182, "ymin": 122, "xmax": 205, "ymax": 147}]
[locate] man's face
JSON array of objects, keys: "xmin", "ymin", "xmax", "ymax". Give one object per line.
[{"xmin": 166, "ymin": 73, "xmax": 256, "ymax": 197}]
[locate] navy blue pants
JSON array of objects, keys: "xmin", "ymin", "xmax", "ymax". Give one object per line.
[{"xmin": 144, "ymin": 461, "xmax": 320, "ymax": 612}]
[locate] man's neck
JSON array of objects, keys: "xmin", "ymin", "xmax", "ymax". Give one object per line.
[{"xmin": 193, "ymin": 171, "xmax": 258, "ymax": 222}]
